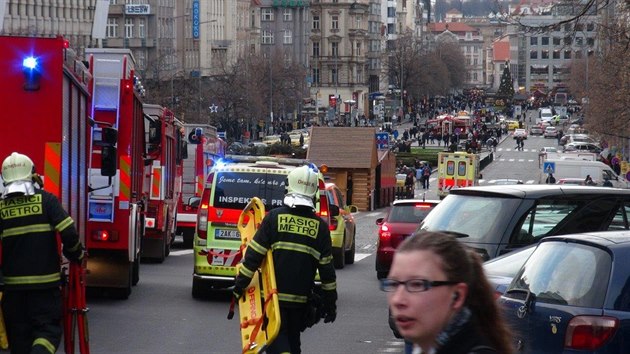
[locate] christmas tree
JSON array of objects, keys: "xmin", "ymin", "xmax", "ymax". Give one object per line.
[{"xmin": 497, "ymin": 63, "xmax": 515, "ymax": 101}]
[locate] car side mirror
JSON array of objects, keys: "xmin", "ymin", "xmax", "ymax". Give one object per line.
[
  {"xmin": 348, "ymin": 205, "xmax": 358, "ymax": 213},
  {"xmin": 188, "ymin": 197, "xmax": 201, "ymax": 208},
  {"xmin": 329, "ymin": 204, "xmax": 340, "ymax": 217},
  {"xmin": 376, "ymin": 217, "xmax": 384, "ymax": 225}
]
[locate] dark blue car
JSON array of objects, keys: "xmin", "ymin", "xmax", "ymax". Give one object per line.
[{"xmin": 500, "ymin": 231, "xmax": 630, "ymax": 353}]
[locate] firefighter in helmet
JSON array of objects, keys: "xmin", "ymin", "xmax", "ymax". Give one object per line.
[
  {"xmin": 233, "ymin": 164, "xmax": 337, "ymax": 354},
  {"xmin": 0, "ymin": 152, "xmax": 84, "ymax": 354}
]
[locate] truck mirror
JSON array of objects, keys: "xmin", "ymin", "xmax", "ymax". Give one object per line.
[
  {"xmin": 101, "ymin": 127, "xmax": 118, "ymax": 146},
  {"xmin": 188, "ymin": 197, "xmax": 201, "ymax": 208},
  {"xmin": 181, "ymin": 141, "xmax": 188, "ymax": 160},
  {"xmin": 101, "ymin": 145, "xmax": 117, "ymax": 177}
]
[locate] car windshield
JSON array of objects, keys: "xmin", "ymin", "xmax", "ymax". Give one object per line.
[
  {"xmin": 484, "ymin": 246, "xmax": 535, "ymax": 278},
  {"xmin": 212, "ymin": 171, "xmax": 287, "ymax": 210},
  {"xmin": 389, "ymin": 204, "xmax": 435, "ymax": 223},
  {"xmin": 508, "ymin": 241, "xmax": 611, "ymax": 307},
  {"xmin": 419, "ymin": 194, "xmax": 521, "ymax": 242}
]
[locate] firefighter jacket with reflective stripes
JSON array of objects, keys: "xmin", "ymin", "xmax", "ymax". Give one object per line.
[
  {"xmin": 0, "ymin": 190, "xmax": 82, "ymax": 290},
  {"xmin": 234, "ymin": 205, "xmax": 337, "ymax": 308}
]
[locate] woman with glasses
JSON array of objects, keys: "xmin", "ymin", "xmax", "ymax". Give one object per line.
[{"xmin": 382, "ymin": 231, "xmax": 513, "ymax": 354}]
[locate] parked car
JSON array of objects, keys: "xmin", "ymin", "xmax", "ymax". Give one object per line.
[
  {"xmin": 564, "ymin": 142, "xmax": 602, "ymax": 154},
  {"xmin": 543, "ymin": 126, "xmax": 558, "ymax": 138},
  {"xmin": 529, "ymin": 125, "xmax": 544, "ymax": 136},
  {"xmin": 416, "ymin": 185, "xmax": 630, "ymax": 260},
  {"xmin": 375, "ymin": 199, "xmax": 440, "ymax": 279},
  {"xmin": 483, "ymin": 245, "xmax": 535, "ymax": 296},
  {"xmin": 486, "ymin": 179, "xmax": 524, "ymax": 185},
  {"xmin": 324, "ymin": 182, "xmax": 358, "ymax": 269},
  {"xmin": 501, "ymin": 231, "xmax": 630, "ymax": 353},
  {"xmin": 556, "ymin": 177, "xmax": 587, "ymax": 185}
]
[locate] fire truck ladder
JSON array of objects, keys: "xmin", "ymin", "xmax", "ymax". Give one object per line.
[{"xmin": 88, "ymin": 59, "xmax": 122, "ymax": 222}]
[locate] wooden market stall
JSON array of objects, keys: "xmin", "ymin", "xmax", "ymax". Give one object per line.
[{"xmin": 307, "ymin": 127, "xmax": 396, "ymax": 211}]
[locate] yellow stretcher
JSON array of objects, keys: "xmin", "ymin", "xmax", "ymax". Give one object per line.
[
  {"xmin": 0, "ymin": 292, "xmax": 8, "ymax": 350},
  {"xmin": 231, "ymin": 197, "xmax": 280, "ymax": 353}
]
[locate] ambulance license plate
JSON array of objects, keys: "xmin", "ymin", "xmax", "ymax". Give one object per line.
[{"xmin": 215, "ymin": 229, "xmax": 240, "ymax": 240}]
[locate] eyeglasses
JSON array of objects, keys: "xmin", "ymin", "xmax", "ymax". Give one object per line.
[{"xmin": 380, "ymin": 278, "xmax": 459, "ymax": 293}]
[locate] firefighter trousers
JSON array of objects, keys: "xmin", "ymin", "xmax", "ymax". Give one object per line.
[
  {"xmin": 2, "ymin": 288, "xmax": 62, "ymax": 354},
  {"xmin": 266, "ymin": 306, "xmax": 307, "ymax": 354}
]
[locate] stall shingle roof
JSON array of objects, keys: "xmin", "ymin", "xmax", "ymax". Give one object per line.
[{"xmin": 307, "ymin": 127, "xmax": 378, "ymax": 169}]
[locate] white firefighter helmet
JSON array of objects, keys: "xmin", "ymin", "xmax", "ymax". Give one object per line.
[
  {"xmin": 283, "ymin": 165, "xmax": 319, "ymax": 209},
  {"xmin": 2, "ymin": 152, "xmax": 34, "ymax": 184}
]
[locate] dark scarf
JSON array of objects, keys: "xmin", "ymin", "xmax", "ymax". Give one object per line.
[{"xmin": 435, "ymin": 306, "xmax": 472, "ymax": 348}]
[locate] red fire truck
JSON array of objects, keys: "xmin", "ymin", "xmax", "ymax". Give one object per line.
[
  {"xmin": 0, "ymin": 35, "xmax": 92, "ymax": 229},
  {"xmin": 176, "ymin": 124, "xmax": 225, "ymax": 248},
  {"xmin": 141, "ymin": 103, "xmax": 185, "ymax": 261},
  {"xmin": 84, "ymin": 48, "xmax": 146, "ymax": 298}
]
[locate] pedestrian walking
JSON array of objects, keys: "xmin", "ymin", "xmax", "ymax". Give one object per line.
[
  {"xmin": 383, "ymin": 231, "xmax": 514, "ymax": 354},
  {"xmin": 233, "ymin": 165, "xmax": 337, "ymax": 353}
]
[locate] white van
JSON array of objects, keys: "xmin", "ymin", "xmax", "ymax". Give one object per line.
[
  {"xmin": 540, "ymin": 159, "xmax": 627, "ymax": 188},
  {"xmin": 539, "ymin": 108, "xmax": 553, "ymax": 123}
]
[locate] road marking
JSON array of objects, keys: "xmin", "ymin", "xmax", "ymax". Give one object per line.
[
  {"xmin": 509, "ymin": 158, "xmax": 515, "ymax": 162},
  {"xmin": 362, "ymin": 244, "xmax": 371, "ymax": 250},
  {"xmin": 525, "ymin": 180, "xmax": 536, "ymax": 184},
  {"xmin": 170, "ymin": 249, "xmax": 194, "ymax": 256},
  {"xmin": 354, "ymin": 253, "xmax": 371, "ymax": 262}
]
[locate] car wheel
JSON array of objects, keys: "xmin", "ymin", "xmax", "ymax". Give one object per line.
[
  {"xmin": 332, "ymin": 234, "xmax": 346, "ymax": 269},
  {"xmin": 182, "ymin": 229, "xmax": 194, "ymax": 248},
  {"xmin": 345, "ymin": 232, "xmax": 356, "ymax": 265},
  {"xmin": 192, "ymin": 278, "xmax": 206, "ymax": 299}
]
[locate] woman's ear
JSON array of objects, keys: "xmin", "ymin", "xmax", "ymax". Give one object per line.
[{"xmin": 451, "ymin": 283, "xmax": 468, "ymax": 310}]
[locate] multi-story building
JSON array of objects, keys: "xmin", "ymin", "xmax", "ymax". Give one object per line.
[
  {"xmin": 0, "ymin": 0, "xmax": 96, "ymax": 54},
  {"xmin": 427, "ymin": 21, "xmax": 485, "ymax": 88},
  {"xmin": 367, "ymin": 0, "xmax": 384, "ymax": 94},
  {"xmin": 310, "ymin": 0, "xmax": 370, "ymax": 124},
  {"xmin": 257, "ymin": 0, "xmax": 309, "ymax": 66},
  {"xmin": 514, "ymin": 12, "xmax": 598, "ymax": 92}
]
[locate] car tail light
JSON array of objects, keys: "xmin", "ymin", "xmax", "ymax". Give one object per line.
[
  {"xmin": 565, "ymin": 316, "xmax": 618, "ymax": 350},
  {"xmin": 197, "ymin": 188, "xmax": 211, "ymax": 240},
  {"xmin": 415, "ymin": 203, "xmax": 433, "ymax": 209},
  {"xmin": 329, "ymin": 216, "xmax": 338, "ymax": 231},
  {"xmin": 379, "ymin": 224, "xmax": 392, "ymax": 247}
]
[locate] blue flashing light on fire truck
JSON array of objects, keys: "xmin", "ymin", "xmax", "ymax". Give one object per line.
[{"xmin": 176, "ymin": 124, "xmax": 226, "ymax": 248}]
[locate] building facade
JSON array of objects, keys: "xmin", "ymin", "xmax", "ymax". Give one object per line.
[{"xmin": 309, "ymin": 0, "xmax": 370, "ymax": 125}]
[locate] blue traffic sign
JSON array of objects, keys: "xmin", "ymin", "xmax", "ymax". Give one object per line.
[
  {"xmin": 543, "ymin": 161, "xmax": 555, "ymax": 174},
  {"xmin": 376, "ymin": 133, "xmax": 389, "ymax": 150}
]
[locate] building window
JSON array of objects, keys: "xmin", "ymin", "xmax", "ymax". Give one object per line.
[
  {"xmin": 106, "ymin": 18, "xmax": 117, "ymax": 38},
  {"xmin": 312, "ymin": 68, "xmax": 320, "ymax": 84},
  {"xmin": 283, "ymin": 8, "xmax": 292, "ymax": 21},
  {"xmin": 587, "ymin": 37, "xmax": 595, "ymax": 46},
  {"xmin": 541, "ymin": 37, "xmax": 549, "ymax": 45},
  {"xmin": 473, "ymin": 72, "xmax": 478, "ymax": 81},
  {"xmin": 262, "ymin": 30, "xmax": 274, "ymax": 44},
  {"xmin": 262, "ymin": 8, "xmax": 273, "ymax": 21},
  {"xmin": 331, "ymin": 15, "xmax": 339, "ymax": 30},
  {"xmin": 387, "ymin": 6, "xmax": 395, "ymax": 17},
  {"xmin": 331, "ymin": 42, "xmax": 339, "ymax": 57},
  {"xmin": 553, "ymin": 50, "xmax": 560, "ymax": 59},
  {"xmin": 587, "ymin": 23, "xmax": 595, "ymax": 31},
  {"xmin": 530, "ymin": 37, "xmax": 538, "ymax": 45},
  {"xmin": 564, "ymin": 36, "xmax": 572, "ymax": 45},
  {"xmin": 138, "ymin": 18, "xmax": 145, "ymax": 38},
  {"xmin": 541, "ymin": 50, "xmax": 549, "ymax": 59},
  {"xmin": 136, "ymin": 50, "xmax": 145, "ymax": 69},
  {"xmin": 564, "ymin": 50, "xmax": 572, "ymax": 59},
  {"xmin": 313, "ymin": 15, "xmax": 320, "ymax": 30},
  {"xmin": 530, "ymin": 50, "xmax": 537, "ymax": 59},
  {"xmin": 312, "ymin": 42, "xmax": 320, "ymax": 57},
  {"xmin": 284, "ymin": 30, "xmax": 292, "ymax": 44},
  {"xmin": 356, "ymin": 42, "xmax": 361, "ymax": 56},
  {"xmin": 125, "ymin": 18, "xmax": 133, "ymax": 38},
  {"xmin": 553, "ymin": 37, "xmax": 560, "ymax": 45},
  {"xmin": 331, "ymin": 68, "xmax": 338, "ymax": 84}
]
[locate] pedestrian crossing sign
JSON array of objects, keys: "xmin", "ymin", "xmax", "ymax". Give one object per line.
[{"xmin": 543, "ymin": 161, "xmax": 555, "ymax": 174}]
